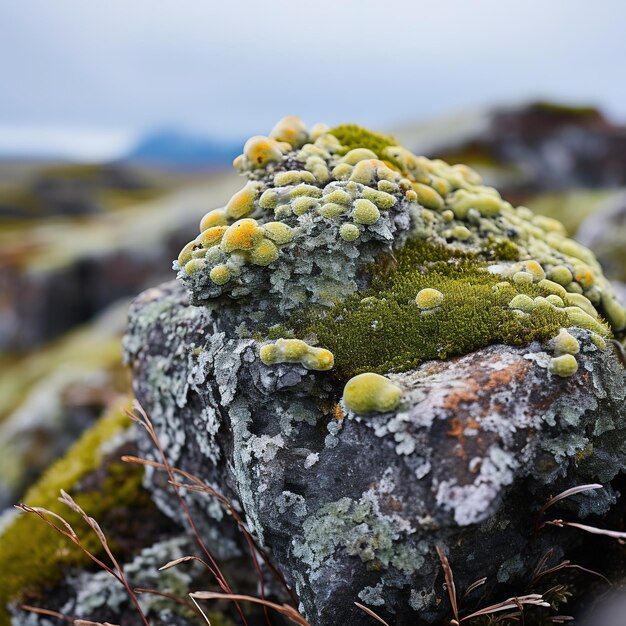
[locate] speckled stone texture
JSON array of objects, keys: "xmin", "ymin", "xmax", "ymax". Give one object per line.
[{"xmin": 126, "ymin": 279, "xmax": 626, "ymax": 626}]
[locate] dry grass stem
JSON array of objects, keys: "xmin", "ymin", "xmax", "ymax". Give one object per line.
[
  {"xmin": 354, "ymin": 602, "xmax": 390, "ymax": 625},
  {"xmin": 190, "ymin": 592, "xmax": 310, "ymax": 626}
]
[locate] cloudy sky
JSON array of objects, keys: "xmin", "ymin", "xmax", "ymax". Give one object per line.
[{"xmin": 1, "ymin": 0, "xmax": 625, "ymax": 158}]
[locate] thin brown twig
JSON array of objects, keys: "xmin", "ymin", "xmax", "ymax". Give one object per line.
[
  {"xmin": 537, "ymin": 484, "xmax": 603, "ymax": 520},
  {"xmin": 532, "ymin": 558, "xmax": 613, "ymax": 587},
  {"xmin": 15, "ymin": 504, "xmax": 119, "ymax": 580},
  {"xmin": 460, "ymin": 594, "xmax": 550, "ymax": 621},
  {"xmin": 135, "ymin": 587, "xmax": 197, "ymax": 610},
  {"xmin": 543, "ymin": 519, "xmax": 626, "ymax": 543},
  {"xmin": 16, "ymin": 490, "xmax": 150, "ymax": 626},
  {"xmin": 123, "ymin": 453, "xmax": 293, "ymax": 604},
  {"xmin": 459, "ymin": 577, "xmax": 487, "ymax": 604},
  {"xmin": 354, "ymin": 602, "xmax": 390, "ymax": 625},
  {"xmin": 20, "ymin": 605, "xmax": 75, "ymax": 623},
  {"xmin": 436, "ymin": 545, "xmax": 459, "ymax": 623},
  {"xmin": 159, "ymin": 554, "xmax": 219, "ymax": 577},
  {"xmin": 190, "ymin": 594, "xmax": 213, "ymax": 625}
]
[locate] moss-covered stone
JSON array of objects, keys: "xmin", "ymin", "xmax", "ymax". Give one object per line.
[
  {"xmin": 0, "ymin": 401, "xmax": 153, "ymax": 625},
  {"xmin": 172, "ymin": 116, "xmax": 625, "ymax": 386}
]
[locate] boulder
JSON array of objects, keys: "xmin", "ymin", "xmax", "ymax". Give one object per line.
[
  {"xmin": 127, "ymin": 279, "xmax": 626, "ymax": 625},
  {"xmin": 125, "ymin": 118, "xmax": 626, "ymax": 625}
]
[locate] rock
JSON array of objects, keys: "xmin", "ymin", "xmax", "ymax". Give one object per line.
[
  {"xmin": 126, "ymin": 279, "xmax": 626, "ymax": 625},
  {"xmin": 0, "ymin": 300, "xmax": 129, "ymax": 509},
  {"xmin": 0, "ymin": 176, "xmax": 239, "ymax": 351},
  {"xmin": 123, "ymin": 114, "xmax": 626, "ymax": 626}
]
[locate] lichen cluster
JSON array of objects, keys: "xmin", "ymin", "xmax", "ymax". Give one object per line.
[{"xmin": 174, "ymin": 117, "xmax": 626, "ymax": 414}]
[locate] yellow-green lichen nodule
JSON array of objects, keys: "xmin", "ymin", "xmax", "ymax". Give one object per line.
[
  {"xmin": 415, "ymin": 288, "xmax": 444, "ymax": 310},
  {"xmin": 260, "ymin": 338, "xmax": 334, "ymax": 371},
  {"xmin": 343, "ymin": 373, "xmax": 403, "ymax": 414}
]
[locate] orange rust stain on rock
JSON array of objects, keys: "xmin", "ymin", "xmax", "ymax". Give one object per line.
[
  {"xmin": 446, "ymin": 415, "xmax": 483, "ymax": 459},
  {"xmin": 480, "ymin": 358, "xmax": 530, "ymax": 391}
]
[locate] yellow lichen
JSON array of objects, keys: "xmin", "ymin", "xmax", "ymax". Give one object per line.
[
  {"xmin": 352, "ymin": 198, "xmax": 380, "ymax": 225},
  {"xmin": 552, "ymin": 328, "xmax": 580, "ymax": 355},
  {"xmin": 240, "ymin": 135, "xmax": 286, "ymax": 170},
  {"xmin": 263, "ymin": 222, "xmax": 295, "ymax": 245},
  {"xmin": 270, "ymin": 116, "xmax": 309, "ymax": 148},
  {"xmin": 198, "ymin": 225, "xmax": 228, "ymax": 248},
  {"xmin": 260, "ymin": 338, "xmax": 334, "ymax": 371},
  {"xmin": 210, "ymin": 264, "xmax": 232, "ymax": 285},
  {"xmin": 549, "ymin": 353, "xmax": 579, "ymax": 377},
  {"xmin": 199, "ymin": 208, "xmax": 228, "ymax": 231},
  {"xmin": 225, "ymin": 181, "xmax": 260, "ymax": 220},
  {"xmin": 343, "ymin": 372, "xmax": 403, "ymax": 414},
  {"xmin": 339, "ymin": 223, "xmax": 360, "ymax": 242},
  {"xmin": 250, "ymin": 239, "xmax": 279, "ymax": 266},
  {"xmin": 415, "ymin": 288, "xmax": 444, "ymax": 310}
]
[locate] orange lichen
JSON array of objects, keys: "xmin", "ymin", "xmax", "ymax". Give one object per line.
[
  {"xmin": 198, "ymin": 225, "xmax": 228, "ymax": 247},
  {"xmin": 199, "ymin": 208, "xmax": 228, "ymax": 231},
  {"xmin": 221, "ymin": 218, "xmax": 264, "ymax": 252},
  {"xmin": 446, "ymin": 416, "xmax": 481, "ymax": 459},
  {"xmin": 333, "ymin": 403, "xmax": 344, "ymax": 422}
]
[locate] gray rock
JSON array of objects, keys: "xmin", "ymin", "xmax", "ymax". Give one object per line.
[{"xmin": 125, "ymin": 280, "xmax": 626, "ymax": 625}]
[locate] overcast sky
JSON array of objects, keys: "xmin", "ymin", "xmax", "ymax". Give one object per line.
[{"xmin": 1, "ymin": 1, "xmax": 626, "ymax": 158}]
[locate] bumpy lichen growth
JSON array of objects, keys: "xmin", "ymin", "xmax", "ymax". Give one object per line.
[{"xmin": 174, "ymin": 116, "xmax": 625, "ymax": 383}]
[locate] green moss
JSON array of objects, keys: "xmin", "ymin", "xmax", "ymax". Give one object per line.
[
  {"xmin": 531, "ymin": 101, "xmax": 600, "ymax": 118},
  {"xmin": 296, "ymin": 239, "xmax": 568, "ymax": 379},
  {"xmin": 0, "ymin": 320, "xmax": 125, "ymax": 426},
  {"xmin": 486, "ymin": 238, "xmax": 522, "ymax": 261},
  {"xmin": 328, "ymin": 125, "xmax": 402, "ymax": 170},
  {"xmin": 0, "ymin": 401, "xmax": 140, "ymax": 624}
]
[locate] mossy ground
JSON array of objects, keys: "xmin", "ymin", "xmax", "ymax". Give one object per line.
[
  {"xmin": 0, "ymin": 401, "xmax": 146, "ymax": 625},
  {"xmin": 0, "ymin": 326, "xmax": 125, "ymax": 427},
  {"xmin": 295, "ymin": 239, "xmax": 567, "ymax": 379}
]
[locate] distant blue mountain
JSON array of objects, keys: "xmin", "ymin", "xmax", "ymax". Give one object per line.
[{"xmin": 126, "ymin": 128, "xmax": 243, "ymax": 167}]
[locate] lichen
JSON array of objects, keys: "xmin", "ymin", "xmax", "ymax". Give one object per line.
[
  {"xmin": 343, "ymin": 373, "xmax": 403, "ymax": 415},
  {"xmin": 172, "ymin": 115, "xmax": 624, "ymax": 405},
  {"xmin": 260, "ymin": 338, "xmax": 334, "ymax": 371}
]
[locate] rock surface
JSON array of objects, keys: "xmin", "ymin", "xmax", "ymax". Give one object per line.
[
  {"xmin": 126, "ymin": 279, "xmax": 626, "ymax": 625},
  {"xmin": 0, "ymin": 176, "xmax": 238, "ymax": 351}
]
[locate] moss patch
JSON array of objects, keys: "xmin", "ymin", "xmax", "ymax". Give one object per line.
[
  {"xmin": 329, "ymin": 124, "xmax": 403, "ymax": 170},
  {"xmin": 297, "ymin": 239, "xmax": 568, "ymax": 379},
  {"xmin": 0, "ymin": 401, "xmax": 144, "ymax": 624}
]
